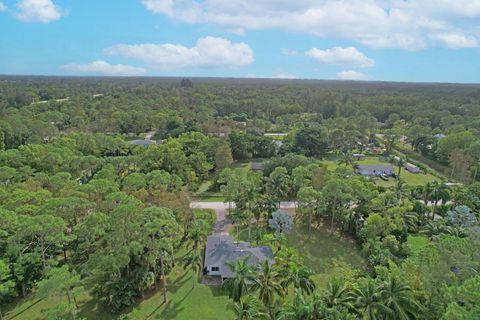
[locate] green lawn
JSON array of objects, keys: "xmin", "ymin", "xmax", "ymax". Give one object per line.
[
  {"xmin": 236, "ymin": 221, "xmax": 364, "ymax": 289},
  {"xmin": 325, "ymin": 157, "xmax": 439, "ymax": 187},
  {"xmin": 5, "ymin": 250, "xmax": 233, "ymax": 320}
]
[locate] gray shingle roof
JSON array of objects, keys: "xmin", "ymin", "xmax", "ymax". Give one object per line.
[
  {"xmin": 129, "ymin": 139, "xmax": 157, "ymax": 146},
  {"xmin": 355, "ymin": 165, "xmax": 394, "ymax": 176},
  {"xmin": 204, "ymin": 235, "xmax": 274, "ymax": 278}
]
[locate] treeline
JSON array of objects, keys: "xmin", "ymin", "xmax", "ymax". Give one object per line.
[
  {"xmin": 217, "ymin": 155, "xmax": 480, "ymax": 319},
  {"xmin": 0, "ymin": 131, "xmax": 233, "ymax": 318}
]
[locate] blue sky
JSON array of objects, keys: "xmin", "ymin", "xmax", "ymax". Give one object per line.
[{"xmin": 1, "ymin": 0, "xmax": 480, "ymax": 83}]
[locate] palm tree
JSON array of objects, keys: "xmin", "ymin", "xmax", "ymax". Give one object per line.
[
  {"xmin": 338, "ymin": 150, "xmax": 355, "ymax": 167},
  {"xmin": 187, "ymin": 220, "xmax": 208, "ymax": 251},
  {"xmin": 182, "ymin": 249, "xmax": 203, "ymax": 288},
  {"xmin": 228, "ymin": 295, "xmax": 268, "ymax": 320},
  {"xmin": 324, "ymin": 278, "xmax": 353, "ymax": 309},
  {"xmin": 394, "ymin": 179, "xmax": 409, "ymax": 203},
  {"xmin": 252, "ymin": 260, "xmax": 284, "ymax": 319},
  {"xmin": 403, "ymin": 211, "xmax": 421, "ymax": 233},
  {"xmin": 379, "ymin": 275, "xmax": 419, "ymax": 320},
  {"xmin": 280, "ymin": 264, "xmax": 316, "ymax": 296},
  {"xmin": 396, "ymin": 157, "xmax": 406, "ymax": 177},
  {"xmin": 277, "ymin": 289, "xmax": 315, "ymax": 320},
  {"xmin": 223, "ymin": 256, "xmax": 255, "ymax": 302},
  {"xmin": 427, "ymin": 181, "xmax": 450, "ymax": 220},
  {"xmin": 350, "ymin": 278, "xmax": 393, "ymax": 320}
]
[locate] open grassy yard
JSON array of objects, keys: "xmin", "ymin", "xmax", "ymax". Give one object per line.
[
  {"xmin": 324, "ymin": 156, "xmax": 440, "ymax": 188},
  {"xmin": 5, "ymin": 250, "xmax": 233, "ymax": 320},
  {"xmin": 237, "ymin": 221, "xmax": 365, "ymax": 289}
]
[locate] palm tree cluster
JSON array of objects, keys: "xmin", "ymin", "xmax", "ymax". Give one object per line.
[
  {"xmin": 279, "ymin": 275, "xmax": 419, "ymax": 320},
  {"xmin": 223, "ymin": 246, "xmax": 419, "ymax": 320},
  {"xmin": 224, "ymin": 250, "xmax": 316, "ymax": 320}
]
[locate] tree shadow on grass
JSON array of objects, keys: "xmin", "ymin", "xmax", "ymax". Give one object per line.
[
  {"xmin": 154, "ymin": 286, "xmax": 194, "ymax": 320},
  {"xmin": 5, "ymin": 297, "xmax": 44, "ymax": 320},
  {"xmin": 208, "ymin": 285, "xmax": 228, "ymax": 297},
  {"xmin": 166, "ymin": 271, "xmax": 190, "ymax": 294}
]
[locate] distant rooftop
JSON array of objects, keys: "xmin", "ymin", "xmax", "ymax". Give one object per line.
[
  {"xmin": 129, "ymin": 139, "xmax": 157, "ymax": 146},
  {"xmin": 251, "ymin": 162, "xmax": 264, "ymax": 171}
]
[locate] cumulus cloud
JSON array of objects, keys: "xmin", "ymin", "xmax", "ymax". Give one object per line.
[
  {"xmin": 104, "ymin": 36, "xmax": 254, "ymax": 69},
  {"xmin": 140, "ymin": 0, "xmax": 480, "ymax": 50},
  {"xmin": 245, "ymin": 71, "xmax": 298, "ymax": 79},
  {"xmin": 281, "ymin": 48, "xmax": 298, "ymax": 56},
  {"xmin": 337, "ymin": 70, "xmax": 370, "ymax": 81},
  {"xmin": 429, "ymin": 33, "xmax": 479, "ymax": 49},
  {"xmin": 0, "ymin": 2, "xmax": 7, "ymax": 12},
  {"xmin": 15, "ymin": 0, "xmax": 64, "ymax": 23},
  {"xmin": 61, "ymin": 61, "xmax": 146, "ymax": 76},
  {"xmin": 306, "ymin": 46, "xmax": 374, "ymax": 68}
]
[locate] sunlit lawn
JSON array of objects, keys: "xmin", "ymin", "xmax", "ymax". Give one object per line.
[
  {"xmin": 324, "ymin": 157, "xmax": 440, "ymax": 188},
  {"xmin": 5, "ymin": 249, "xmax": 233, "ymax": 320},
  {"xmin": 237, "ymin": 221, "xmax": 365, "ymax": 289}
]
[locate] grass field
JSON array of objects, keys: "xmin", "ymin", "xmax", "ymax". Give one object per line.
[
  {"xmin": 237, "ymin": 221, "xmax": 364, "ymax": 289},
  {"xmin": 324, "ymin": 157, "xmax": 440, "ymax": 188},
  {"xmin": 5, "ymin": 249, "xmax": 233, "ymax": 320},
  {"xmin": 7, "ymin": 218, "xmax": 364, "ymax": 320}
]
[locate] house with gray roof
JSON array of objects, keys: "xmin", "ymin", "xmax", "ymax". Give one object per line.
[
  {"xmin": 128, "ymin": 139, "xmax": 157, "ymax": 147},
  {"xmin": 251, "ymin": 162, "xmax": 265, "ymax": 171},
  {"xmin": 355, "ymin": 164, "xmax": 394, "ymax": 177},
  {"xmin": 203, "ymin": 235, "xmax": 274, "ymax": 284}
]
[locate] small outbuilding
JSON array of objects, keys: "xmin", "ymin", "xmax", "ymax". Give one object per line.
[
  {"xmin": 405, "ymin": 163, "xmax": 420, "ymax": 173},
  {"xmin": 352, "ymin": 153, "xmax": 366, "ymax": 160}
]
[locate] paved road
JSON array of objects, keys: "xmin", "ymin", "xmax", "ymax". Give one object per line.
[
  {"xmin": 189, "ymin": 201, "xmax": 297, "ymax": 234},
  {"xmin": 144, "ymin": 130, "xmax": 156, "ymax": 141}
]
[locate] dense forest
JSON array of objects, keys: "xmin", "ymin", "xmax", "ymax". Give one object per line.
[{"xmin": 0, "ymin": 76, "xmax": 479, "ymax": 320}]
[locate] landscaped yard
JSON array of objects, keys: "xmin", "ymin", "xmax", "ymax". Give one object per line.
[
  {"xmin": 324, "ymin": 156, "xmax": 440, "ymax": 188},
  {"xmin": 5, "ymin": 250, "xmax": 233, "ymax": 320},
  {"xmin": 192, "ymin": 161, "xmax": 261, "ymax": 202},
  {"xmin": 236, "ymin": 220, "xmax": 365, "ymax": 289}
]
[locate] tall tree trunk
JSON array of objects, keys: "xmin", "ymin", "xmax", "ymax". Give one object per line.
[
  {"xmin": 432, "ymin": 200, "xmax": 438, "ymax": 220},
  {"xmin": 170, "ymin": 248, "xmax": 176, "ymax": 267},
  {"xmin": 40, "ymin": 238, "xmax": 47, "ymax": 275},
  {"xmin": 330, "ymin": 199, "xmax": 337, "ymax": 231},
  {"xmin": 308, "ymin": 210, "xmax": 312, "ymax": 239},
  {"xmin": 159, "ymin": 255, "xmax": 168, "ymax": 303},
  {"xmin": 268, "ymin": 304, "xmax": 275, "ymax": 320}
]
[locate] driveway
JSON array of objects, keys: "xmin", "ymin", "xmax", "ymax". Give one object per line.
[{"xmin": 189, "ymin": 201, "xmax": 297, "ymax": 234}]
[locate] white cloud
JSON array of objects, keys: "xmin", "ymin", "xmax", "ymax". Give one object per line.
[
  {"xmin": 0, "ymin": 2, "xmax": 7, "ymax": 12},
  {"xmin": 61, "ymin": 61, "xmax": 146, "ymax": 76},
  {"xmin": 141, "ymin": 0, "xmax": 480, "ymax": 50},
  {"xmin": 245, "ymin": 71, "xmax": 298, "ymax": 79},
  {"xmin": 281, "ymin": 48, "xmax": 298, "ymax": 56},
  {"xmin": 429, "ymin": 33, "xmax": 479, "ymax": 49},
  {"xmin": 337, "ymin": 70, "xmax": 370, "ymax": 81},
  {"xmin": 16, "ymin": 0, "xmax": 64, "ymax": 23},
  {"xmin": 306, "ymin": 46, "xmax": 375, "ymax": 68},
  {"xmin": 104, "ymin": 36, "xmax": 254, "ymax": 69}
]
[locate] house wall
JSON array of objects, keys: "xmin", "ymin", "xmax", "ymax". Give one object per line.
[{"xmin": 206, "ymin": 265, "xmax": 222, "ymax": 276}]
